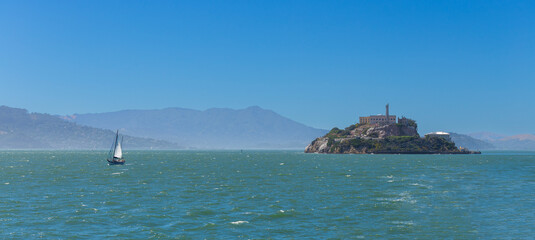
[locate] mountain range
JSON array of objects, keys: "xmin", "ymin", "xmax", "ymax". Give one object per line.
[
  {"xmin": 467, "ymin": 132, "xmax": 535, "ymax": 151},
  {"xmin": 445, "ymin": 132, "xmax": 535, "ymax": 151},
  {"xmin": 0, "ymin": 106, "xmax": 180, "ymax": 149},
  {"xmin": 448, "ymin": 133, "xmax": 495, "ymax": 150},
  {"xmin": 63, "ymin": 106, "xmax": 327, "ymax": 149},
  {"xmin": 1, "ymin": 104, "xmax": 534, "ymax": 150}
]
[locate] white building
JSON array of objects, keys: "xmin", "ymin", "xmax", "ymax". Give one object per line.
[{"xmin": 425, "ymin": 131, "xmax": 452, "ymax": 142}]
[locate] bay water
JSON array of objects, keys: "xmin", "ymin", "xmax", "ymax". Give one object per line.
[{"xmin": 1, "ymin": 151, "xmax": 534, "ymax": 239}]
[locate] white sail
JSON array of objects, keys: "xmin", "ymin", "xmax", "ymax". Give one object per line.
[{"xmin": 113, "ymin": 141, "xmax": 123, "ymax": 158}]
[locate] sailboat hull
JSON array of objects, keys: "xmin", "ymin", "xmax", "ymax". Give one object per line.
[{"xmin": 107, "ymin": 159, "xmax": 125, "ymax": 165}]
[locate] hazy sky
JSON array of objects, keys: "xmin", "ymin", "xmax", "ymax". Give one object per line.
[{"xmin": 1, "ymin": 1, "xmax": 533, "ymax": 135}]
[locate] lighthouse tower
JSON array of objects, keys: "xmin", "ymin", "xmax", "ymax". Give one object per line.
[{"xmin": 386, "ymin": 104, "xmax": 390, "ymax": 123}]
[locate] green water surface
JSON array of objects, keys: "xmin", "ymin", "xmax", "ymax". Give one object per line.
[{"xmin": 1, "ymin": 151, "xmax": 534, "ymax": 239}]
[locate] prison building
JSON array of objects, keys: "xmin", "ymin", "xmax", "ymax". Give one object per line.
[{"xmin": 359, "ymin": 104, "xmax": 396, "ymax": 124}]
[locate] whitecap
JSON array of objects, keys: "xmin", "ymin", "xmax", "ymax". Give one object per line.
[
  {"xmin": 409, "ymin": 183, "xmax": 432, "ymax": 189},
  {"xmin": 111, "ymin": 172, "xmax": 122, "ymax": 175},
  {"xmin": 230, "ymin": 220, "xmax": 249, "ymax": 225},
  {"xmin": 392, "ymin": 220, "xmax": 414, "ymax": 226},
  {"xmin": 4, "ymin": 182, "xmax": 9, "ymax": 185},
  {"xmin": 380, "ymin": 175, "xmax": 394, "ymax": 179},
  {"xmin": 376, "ymin": 192, "xmax": 417, "ymax": 204}
]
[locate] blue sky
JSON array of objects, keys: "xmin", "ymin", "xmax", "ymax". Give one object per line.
[{"xmin": 0, "ymin": 1, "xmax": 533, "ymax": 135}]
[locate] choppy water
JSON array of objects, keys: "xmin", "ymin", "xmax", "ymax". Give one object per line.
[{"xmin": 1, "ymin": 151, "xmax": 534, "ymax": 239}]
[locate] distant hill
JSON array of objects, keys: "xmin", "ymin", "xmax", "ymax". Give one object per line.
[
  {"xmin": 501, "ymin": 134, "xmax": 535, "ymax": 141},
  {"xmin": 0, "ymin": 106, "xmax": 181, "ymax": 149},
  {"xmin": 468, "ymin": 132, "xmax": 507, "ymax": 142},
  {"xmin": 449, "ymin": 133, "xmax": 495, "ymax": 150},
  {"xmin": 468, "ymin": 132, "xmax": 535, "ymax": 150},
  {"xmin": 64, "ymin": 106, "xmax": 328, "ymax": 149}
]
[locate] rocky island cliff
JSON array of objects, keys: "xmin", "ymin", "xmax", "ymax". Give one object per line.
[{"xmin": 305, "ymin": 119, "xmax": 480, "ymax": 154}]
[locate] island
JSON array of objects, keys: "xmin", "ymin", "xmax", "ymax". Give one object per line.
[{"xmin": 305, "ymin": 104, "xmax": 480, "ymax": 154}]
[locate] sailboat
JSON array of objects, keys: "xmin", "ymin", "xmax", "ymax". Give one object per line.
[{"xmin": 107, "ymin": 130, "xmax": 125, "ymax": 165}]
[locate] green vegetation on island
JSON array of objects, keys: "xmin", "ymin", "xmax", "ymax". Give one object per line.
[{"xmin": 306, "ymin": 116, "xmax": 479, "ymax": 154}]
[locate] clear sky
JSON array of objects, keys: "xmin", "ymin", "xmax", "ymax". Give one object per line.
[{"xmin": 0, "ymin": 0, "xmax": 533, "ymax": 135}]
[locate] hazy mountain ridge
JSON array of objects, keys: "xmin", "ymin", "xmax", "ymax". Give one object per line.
[
  {"xmin": 66, "ymin": 106, "xmax": 328, "ymax": 149},
  {"xmin": 467, "ymin": 132, "xmax": 507, "ymax": 142},
  {"xmin": 448, "ymin": 132, "xmax": 535, "ymax": 151},
  {"xmin": 449, "ymin": 133, "xmax": 495, "ymax": 150},
  {"xmin": 0, "ymin": 106, "xmax": 181, "ymax": 149},
  {"xmin": 468, "ymin": 132, "xmax": 535, "ymax": 150}
]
